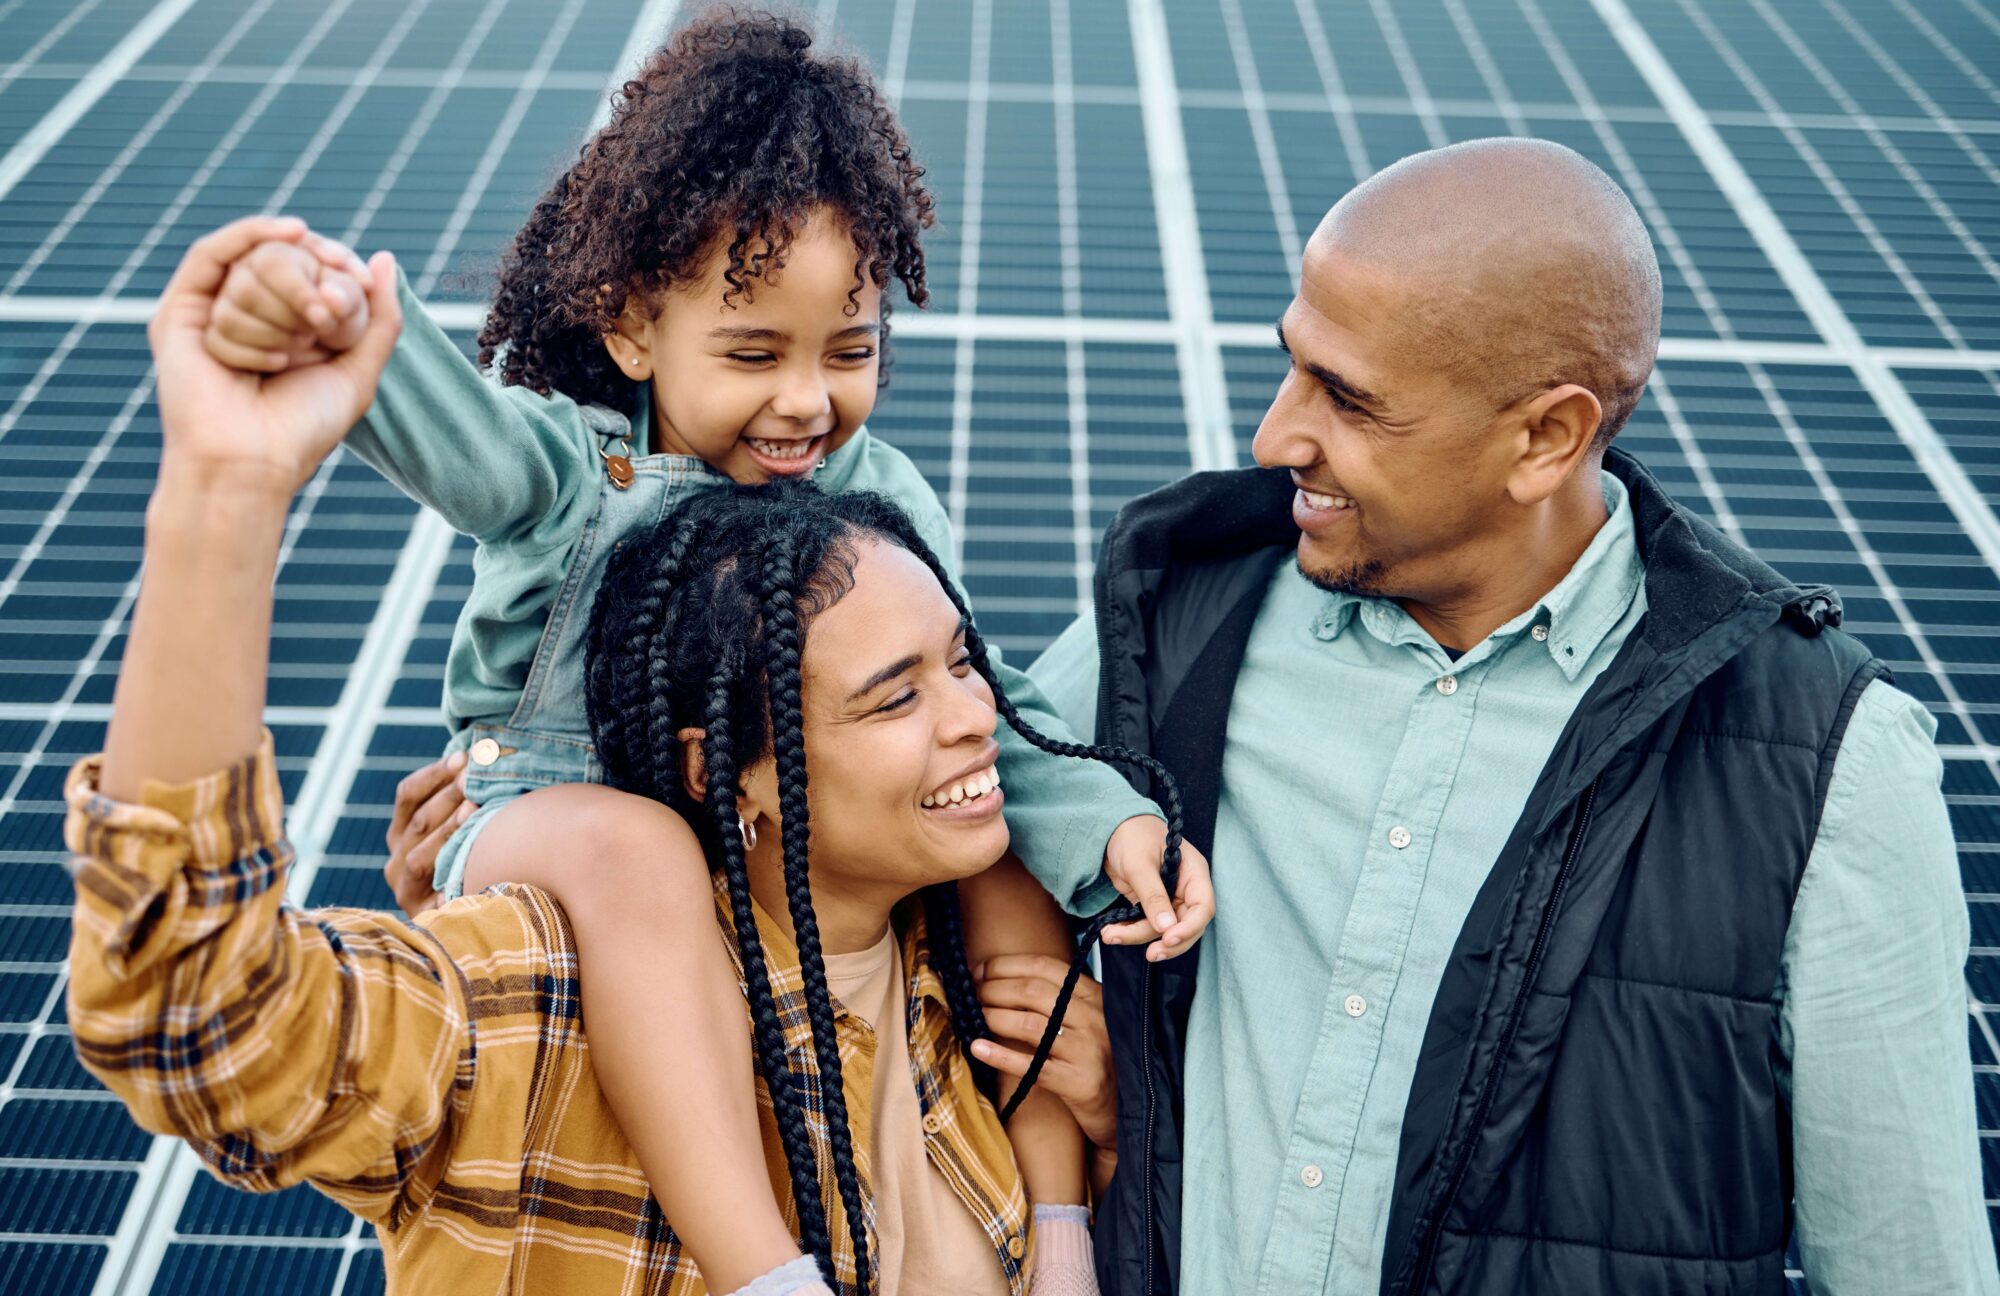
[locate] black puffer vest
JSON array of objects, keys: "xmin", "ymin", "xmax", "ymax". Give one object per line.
[{"xmin": 1089, "ymin": 450, "xmax": 1885, "ymax": 1295}]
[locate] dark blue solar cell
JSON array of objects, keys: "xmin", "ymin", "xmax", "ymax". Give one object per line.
[
  {"xmin": 0, "ymin": 1167, "xmax": 133, "ymax": 1235},
  {"xmin": 0, "ymin": 973, "xmax": 57, "ymax": 1022},
  {"xmin": 18, "ymin": 1033, "xmax": 99, "ymax": 1091},
  {"xmin": 179, "ymin": 1177, "xmax": 351, "ymax": 1239},
  {"xmin": 152, "ymin": 1242, "xmax": 343, "ymax": 1295},
  {"xmin": 0, "ymin": 1242, "xmax": 105, "ymax": 1296},
  {"xmin": 342, "ymin": 1248, "xmax": 388, "ymax": 1295},
  {"xmin": 0, "ymin": 1098, "xmax": 149, "ymax": 1161}
]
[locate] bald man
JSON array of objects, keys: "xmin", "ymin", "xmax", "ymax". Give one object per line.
[{"xmin": 1006, "ymin": 141, "xmax": 1998, "ymax": 1294}]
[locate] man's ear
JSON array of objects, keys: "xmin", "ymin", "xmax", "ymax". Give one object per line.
[
  {"xmin": 602, "ymin": 290, "xmax": 655, "ymax": 382},
  {"xmin": 1507, "ymin": 383, "xmax": 1602, "ymax": 507},
  {"xmin": 676, "ymin": 726, "xmax": 708, "ymax": 802}
]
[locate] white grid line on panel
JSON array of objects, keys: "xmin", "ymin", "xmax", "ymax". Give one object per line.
[
  {"xmin": 1743, "ymin": 0, "xmax": 2000, "ymax": 294},
  {"xmin": 1051, "ymin": 0, "xmax": 1094, "ymax": 608},
  {"xmin": 0, "ymin": 0, "xmax": 284, "ymax": 441},
  {"xmin": 884, "ymin": 0, "xmax": 916, "ymax": 103},
  {"xmin": 1364, "ymin": 0, "xmax": 1448, "ymax": 146},
  {"xmin": 1216, "ymin": 0, "xmax": 1303, "ymax": 288},
  {"xmin": 0, "ymin": 0, "xmax": 201, "ymax": 206},
  {"xmin": 1674, "ymin": 0, "xmax": 1968, "ymax": 350},
  {"xmin": 16, "ymin": 56, "xmax": 2000, "ymax": 138},
  {"xmin": 945, "ymin": 0, "xmax": 995, "ymax": 563},
  {"xmin": 1130, "ymin": 0, "xmax": 1234, "ymax": 470},
  {"xmin": 1889, "ymin": 0, "xmax": 2000, "ymax": 113},
  {"xmin": 0, "ymin": 61, "xmax": 616, "ymax": 90},
  {"xmin": 0, "ymin": 0, "xmax": 110, "ymax": 100},
  {"xmin": 1828, "ymin": 0, "xmax": 2000, "ymax": 186},
  {"xmin": 1956, "ymin": 0, "xmax": 2000, "ymax": 42},
  {"xmin": 16, "ymin": 294, "xmax": 2000, "ymax": 371},
  {"xmin": 338, "ymin": 0, "xmax": 514, "ymax": 247},
  {"xmin": 416, "ymin": 0, "xmax": 593, "ymax": 294},
  {"xmin": 1588, "ymin": 0, "xmax": 2000, "ymax": 584},
  {"xmin": 1440, "ymin": 0, "xmax": 1531, "ymax": 138},
  {"xmin": 1288, "ymin": 0, "xmax": 1371, "ymax": 180},
  {"xmin": 5, "ymin": 0, "xmax": 346, "ymax": 299}
]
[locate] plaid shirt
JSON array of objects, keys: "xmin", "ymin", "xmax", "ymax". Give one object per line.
[{"xmin": 64, "ymin": 736, "xmax": 1030, "ymax": 1295}]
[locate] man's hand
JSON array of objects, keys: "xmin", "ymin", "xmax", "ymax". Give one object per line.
[
  {"xmin": 151, "ymin": 215, "xmax": 400, "ymax": 499},
  {"xmin": 970, "ymin": 954, "xmax": 1117, "ymax": 1155},
  {"xmin": 204, "ymin": 231, "xmax": 372, "ymax": 373},
  {"xmin": 384, "ymin": 752, "xmax": 476, "ymax": 916},
  {"xmin": 1099, "ymin": 816, "xmax": 1215, "ymax": 961}
]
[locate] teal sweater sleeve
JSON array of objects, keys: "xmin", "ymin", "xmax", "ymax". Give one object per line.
[
  {"xmin": 343, "ymin": 271, "xmax": 603, "ymax": 550},
  {"xmin": 340, "ymin": 273, "xmax": 608, "ymax": 727},
  {"xmin": 824, "ymin": 434, "xmax": 1148, "ymax": 915}
]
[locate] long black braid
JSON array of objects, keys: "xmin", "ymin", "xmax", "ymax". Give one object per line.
[
  {"xmin": 586, "ymin": 535, "xmax": 841, "ymax": 1278},
  {"xmin": 756, "ymin": 530, "xmax": 874, "ymax": 1294},
  {"xmin": 582, "ymin": 480, "xmax": 1183, "ymax": 1293}
]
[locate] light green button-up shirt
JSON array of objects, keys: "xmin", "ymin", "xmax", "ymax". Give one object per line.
[{"xmin": 1030, "ymin": 473, "xmax": 1997, "ymax": 1294}]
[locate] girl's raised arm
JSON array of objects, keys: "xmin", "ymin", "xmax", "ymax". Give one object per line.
[{"xmin": 341, "ymin": 266, "xmax": 605, "ymax": 547}]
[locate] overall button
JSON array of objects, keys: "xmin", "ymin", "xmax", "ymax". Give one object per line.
[
  {"xmin": 1435, "ymin": 674, "xmax": 1458, "ymax": 696},
  {"xmin": 1531, "ymin": 624, "xmax": 1550, "ymax": 642},
  {"xmin": 469, "ymin": 737, "xmax": 502, "ymax": 767},
  {"xmin": 1344, "ymin": 994, "xmax": 1368, "ymax": 1018},
  {"xmin": 1300, "ymin": 1164, "xmax": 1324, "ymax": 1188},
  {"xmin": 1388, "ymin": 826, "xmax": 1412, "ymax": 850}
]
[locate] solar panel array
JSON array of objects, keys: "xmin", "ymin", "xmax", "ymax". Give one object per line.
[{"xmin": 1, "ymin": 0, "xmax": 1997, "ymax": 1291}]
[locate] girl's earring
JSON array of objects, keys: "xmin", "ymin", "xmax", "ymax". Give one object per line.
[{"xmin": 738, "ymin": 815, "xmax": 758, "ymax": 852}]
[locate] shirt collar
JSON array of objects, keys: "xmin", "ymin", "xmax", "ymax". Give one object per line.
[
  {"xmin": 710, "ymin": 874, "xmax": 953, "ymax": 1041},
  {"xmin": 1310, "ymin": 470, "xmax": 1643, "ymax": 682}
]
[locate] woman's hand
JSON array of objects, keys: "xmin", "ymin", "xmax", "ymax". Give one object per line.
[
  {"xmin": 150, "ymin": 215, "xmax": 401, "ymax": 500},
  {"xmin": 384, "ymin": 752, "xmax": 476, "ymax": 915},
  {"xmin": 971, "ymin": 954, "xmax": 1117, "ymax": 1155},
  {"xmin": 1100, "ymin": 816, "xmax": 1215, "ymax": 961}
]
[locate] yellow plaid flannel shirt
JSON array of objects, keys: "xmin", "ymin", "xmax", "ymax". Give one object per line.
[{"xmin": 64, "ymin": 735, "xmax": 1030, "ymax": 1294}]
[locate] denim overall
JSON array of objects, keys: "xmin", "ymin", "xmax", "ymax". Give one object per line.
[{"xmin": 433, "ymin": 406, "xmax": 731, "ymax": 898}]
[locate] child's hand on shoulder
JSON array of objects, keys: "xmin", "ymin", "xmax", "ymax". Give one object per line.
[
  {"xmin": 203, "ymin": 223, "xmax": 374, "ymax": 374},
  {"xmin": 1099, "ymin": 816, "xmax": 1215, "ymax": 961}
]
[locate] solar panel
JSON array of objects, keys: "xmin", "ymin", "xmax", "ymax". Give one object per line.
[{"xmin": 3, "ymin": 0, "xmax": 1998, "ymax": 1290}]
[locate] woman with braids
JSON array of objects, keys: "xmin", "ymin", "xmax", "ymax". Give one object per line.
[
  {"xmin": 67, "ymin": 221, "xmax": 1185, "ymax": 1293},
  {"xmin": 184, "ymin": 7, "xmax": 1212, "ymax": 1293}
]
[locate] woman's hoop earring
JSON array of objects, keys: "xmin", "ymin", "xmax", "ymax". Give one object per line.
[{"xmin": 738, "ymin": 815, "xmax": 758, "ymax": 852}]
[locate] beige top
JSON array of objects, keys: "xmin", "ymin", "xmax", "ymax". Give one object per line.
[{"xmin": 825, "ymin": 931, "xmax": 1013, "ymax": 1296}]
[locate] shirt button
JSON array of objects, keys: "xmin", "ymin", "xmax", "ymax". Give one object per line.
[
  {"xmin": 1300, "ymin": 1164, "xmax": 1324, "ymax": 1188},
  {"xmin": 1435, "ymin": 674, "xmax": 1458, "ymax": 696},
  {"xmin": 922, "ymin": 1111, "xmax": 943, "ymax": 1135},
  {"xmin": 1344, "ymin": 994, "xmax": 1368, "ymax": 1018},
  {"xmin": 1531, "ymin": 624, "xmax": 1550, "ymax": 642},
  {"xmin": 1007, "ymin": 1235, "xmax": 1026, "ymax": 1260},
  {"xmin": 469, "ymin": 737, "xmax": 501, "ymax": 767},
  {"xmin": 1388, "ymin": 825, "xmax": 1412, "ymax": 850}
]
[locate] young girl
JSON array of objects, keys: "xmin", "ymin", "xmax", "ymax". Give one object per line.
[{"xmin": 198, "ymin": 10, "xmax": 1212, "ymax": 1295}]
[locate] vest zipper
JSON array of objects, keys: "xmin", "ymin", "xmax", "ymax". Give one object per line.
[
  {"xmin": 1406, "ymin": 777, "xmax": 1599, "ymax": 1293},
  {"xmin": 1144, "ymin": 956, "xmax": 1160, "ymax": 1288}
]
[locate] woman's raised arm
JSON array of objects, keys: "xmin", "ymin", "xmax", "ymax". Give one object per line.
[{"xmin": 65, "ymin": 224, "xmax": 545, "ymax": 1216}]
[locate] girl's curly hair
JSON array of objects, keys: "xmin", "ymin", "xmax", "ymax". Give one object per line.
[{"xmin": 476, "ymin": 6, "xmax": 935, "ymax": 407}]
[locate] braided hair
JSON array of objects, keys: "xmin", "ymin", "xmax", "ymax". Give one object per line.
[
  {"xmin": 476, "ymin": 6, "xmax": 933, "ymax": 408},
  {"xmin": 581, "ymin": 481, "xmax": 1182, "ymax": 1294}
]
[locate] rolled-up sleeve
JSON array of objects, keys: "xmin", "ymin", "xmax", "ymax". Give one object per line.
[
  {"xmin": 1782, "ymin": 679, "xmax": 2000, "ymax": 1293},
  {"xmin": 64, "ymin": 737, "xmax": 478, "ymax": 1220}
]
